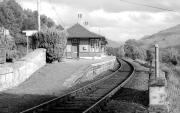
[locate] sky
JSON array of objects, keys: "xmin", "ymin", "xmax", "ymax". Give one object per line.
[{"xmin": 17, "ymin": 0, "xmax": 180, "ymax": 42}]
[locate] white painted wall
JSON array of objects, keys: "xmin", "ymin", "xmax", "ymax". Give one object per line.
[{"xmin": 0, "ymin": 48, "xmax": 46, "ymax": 91}]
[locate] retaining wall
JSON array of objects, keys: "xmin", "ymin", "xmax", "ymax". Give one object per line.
[
  {"xmin": 0, "ymin": 48, "xmax": 46, "ymax": 91},
  {"xmin": 149, "ymin": 71, "xmax": 169, "ymax": 113},
  {"xmin": 63, "ymin": 57, "xmax": 117, "ymax": 87}
]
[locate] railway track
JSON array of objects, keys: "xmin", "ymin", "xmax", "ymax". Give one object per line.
[{"xmin": 20, "ymin": 59, "xmax": 135, "ymax": 113}]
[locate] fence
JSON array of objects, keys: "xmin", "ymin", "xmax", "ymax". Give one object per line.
[{"xmin": 63, "ymin": 57, "xmax": 117, "ymax": 87}]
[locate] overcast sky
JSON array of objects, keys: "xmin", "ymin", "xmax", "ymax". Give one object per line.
[{"xmin": 18, "ymin": 0, "xmax": 180, "ymax": 42}]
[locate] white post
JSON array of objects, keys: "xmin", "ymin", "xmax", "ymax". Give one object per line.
[
  {"xmin": 155, "ymin": 44, "xmax": 159, "ymax": 78},
  {"xmin": 37, "ymin": 0, "xmax": 41, "ymax": 31}
]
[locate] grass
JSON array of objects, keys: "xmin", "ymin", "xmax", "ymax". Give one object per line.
[
  {"xmin": 99, "ymin": 60, "xmax": 149, "ymax": 113},
  {"xmin": 161, "ymin": 64, "xmax": 180, "ymax": 113},
  {"xmin": 103, "ymin": 100, "xmax": 148, "ymax": 113}
]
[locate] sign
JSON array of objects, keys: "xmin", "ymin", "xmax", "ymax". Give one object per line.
[
  {"xmin": 22, "ymin": 30, "xmax": 38, "ymax": 37},
  {"xmin": 71, "ymin": 38, "xmax": 79, "ymax": 44},
  {"xmin": 22, "ymin": 30, "xmax": 38, "ymax": 54}
]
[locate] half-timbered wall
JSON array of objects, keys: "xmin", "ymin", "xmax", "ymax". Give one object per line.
[{"xmin": 66, "ymin": 38, "xmax": 105, "ymax": 58}]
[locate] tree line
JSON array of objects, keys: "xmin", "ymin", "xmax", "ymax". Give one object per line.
[
  {"xmin": 0, "ymin": 0, "xmax": 63, "ymax": 44},
  {"xmin": 106, "ymin": 39, "xmax": 180, "ymax": 66},
  {"xmin": 0, "ymin": 0, "xmax": 66, "ymax": 63}
]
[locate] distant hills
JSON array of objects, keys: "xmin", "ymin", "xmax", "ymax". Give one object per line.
[
  {"xmin": 139, "ymin": 24, "xmax": 180, "ymax": 49},
  {"xmin": 106, "ymin": 38, "xmax": 121, "ymax": 48}
]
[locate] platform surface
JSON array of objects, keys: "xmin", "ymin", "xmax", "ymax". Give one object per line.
[{"xmin": 0, "ymin": 56, "xmax": 115, "ymax": 113}]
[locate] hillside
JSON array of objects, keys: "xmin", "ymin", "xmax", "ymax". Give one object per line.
[
  {"xmin": 106, "ymin": 39, "xmax": 121, "ymax": 48},
  {"xmin": 139, "ymin": 24, "xmax": 180, "ymax": 49}
]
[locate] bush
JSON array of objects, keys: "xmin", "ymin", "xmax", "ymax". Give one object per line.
[
  {"xmin": 30, "ymin": 28, "xmax": 67, "ymax": 63},
  {"xmin": 5, "ymin": 35, "xmax": 17, "ymax": 62},
  {"xmin": 160, "ymin": 48, "xmax": 179, "ymax": 65},
  {"xmin": 106, "ymin": 46, "xmax": 125, "ymax": 58},
  {"xmin": 124, "ymin": 44, "xmax": 146, "ymax": 60}
]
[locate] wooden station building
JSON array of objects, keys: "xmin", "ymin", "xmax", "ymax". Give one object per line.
[{"xmin": 66, "ymin": 23, "xmax": 107, "ymax": 59}]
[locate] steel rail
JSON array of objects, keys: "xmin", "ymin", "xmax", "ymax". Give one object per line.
[
  {"xmin": 82, "ymin": 59, "xmax": 135, "ymax": 113},
  {"xmin": 20, "ymin": 58, "xmax": 122, "ymax": 113}
]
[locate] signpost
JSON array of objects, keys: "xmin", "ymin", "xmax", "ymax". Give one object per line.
[{"xmin": 22, "ymin": 30, "xmax": 38, "ymax": 54}]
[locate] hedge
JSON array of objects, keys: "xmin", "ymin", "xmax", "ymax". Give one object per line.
[{"xmin": 30, "ymin": 28, "xmax": 67, "ymax": 63}]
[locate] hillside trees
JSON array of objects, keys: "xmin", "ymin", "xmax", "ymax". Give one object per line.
[
  {"xmin": 124, "ymin": 39, "xmax": 146, "ymax": 60},
  {"xmin": 0, "ymin": 0, "xmax": 59, "ymax": 44},
  {"xmin": 146, "ymin": 50, "xmax": 153, "ymax": 63},
  {"xmin": 0, "ymin": 0, "xmax": 25, "ymax": 44},
  {"xmin": 106, "ymin": 45, "xmax": 124, "ymax": 58},
  {"xmin": 0, "ymin": 0, "xmax": 66, "ymax": 60},
  {"xmin": 22, "ymin": 10, "xmax": 56, "ymax": 30},
  {"xmin": 22, "ymin": 10, "xmax": 38, "ymax": 30}
]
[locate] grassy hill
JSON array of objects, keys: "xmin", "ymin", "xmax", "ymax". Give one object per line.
[
  {"xmin": 106, "ymin": 39, "xmax": 121, "ymax": 48},
  {"xmin": 139, "ymin": 24, "xmax": 180, "ymax": 49}
]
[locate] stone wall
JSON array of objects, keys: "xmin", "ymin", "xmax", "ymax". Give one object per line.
[
  {"xmin": 149, "ymin": 71, "xmax": 169, "ymax": 113},
  {"xmin": 0, "ymin": 48, "xmax": 46, "ymax": 91}
]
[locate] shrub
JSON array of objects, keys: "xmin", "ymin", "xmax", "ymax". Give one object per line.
[
  {"xmin": 106, "ymin": 46, "xmax": 124, "ymax": 58},
  {"xmin": 30, "ymin": 28, "xmax": 67, "ymax": 63},
  {"xmin": 124, "ymin": 44, "xmax": 146, "ymax": 60},
  {"xmin": 160, "ymin": 48, "xmax": 179, "ymax": 65},
  {"xmin": 5, "ymin": 35, "xmax": 17, "ymax": 62}
]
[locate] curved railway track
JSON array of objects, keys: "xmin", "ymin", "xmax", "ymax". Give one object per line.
[{"xmin": 20, "ymin": 59, "xmax": 135, "ymax": 113}]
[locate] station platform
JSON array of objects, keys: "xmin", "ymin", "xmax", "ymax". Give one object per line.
[{"xmin": 0, "ymin": 56, "xmax": 115, "ymax": 113}]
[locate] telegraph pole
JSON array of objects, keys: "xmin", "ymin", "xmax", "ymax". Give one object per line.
[{"xmin": 37, "ymin": 0, "xmax": 41, "ymax": 31}]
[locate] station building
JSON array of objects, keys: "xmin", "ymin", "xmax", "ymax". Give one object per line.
[{"xmin": 66, "ymin": 23, "xmax": 107, "ymax": 59}]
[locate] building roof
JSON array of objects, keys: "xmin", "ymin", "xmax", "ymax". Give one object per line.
[{"xmin": 67, "ymin": 23, "xmax": 105, "ymax": 39}]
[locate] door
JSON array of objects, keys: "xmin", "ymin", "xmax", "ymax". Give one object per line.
[{"xmin": 72, "ymin": 43, "xmax": 79, "ymax": 58}]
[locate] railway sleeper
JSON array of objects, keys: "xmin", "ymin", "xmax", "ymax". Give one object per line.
[
  {"xmin": 88, "ymin": 89, "xmax": 111, "ymax": 96},
  {"xmin": 50, "ymin": 106, "xmax": 87, "ymax": 111},
  {"xmin": 41, "ymin": 109, "xmax": 82, "ymax": 113},
  {"xmin": 55, "ymin": 103, "xmax": 92, "ymax": 108},
  {"xmin": 64, "ymin": 100, "xmax": 96, "ymax": 105},
  {"xmin": 54, "ymin": 101, "xmax": 94, "ymax": 107},
  {"xmin": 97, "ymin": 84, "xmax": 116, "ymax": 89},
  {"xmin": 74, "ymin": 97, "xmax": 97, "ymax": 102}
]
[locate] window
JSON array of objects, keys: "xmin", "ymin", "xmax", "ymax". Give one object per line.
[
  {"xmin": 79, "ymin": 40, "xmax": 89, "ymax": 52},
  {"xmin": 66, "ymin": 45, "xmax": 71, "ymax": 52},
  {"xmin": 90, "ymin": 39, "xmax": 100, "ymax": 52}
]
